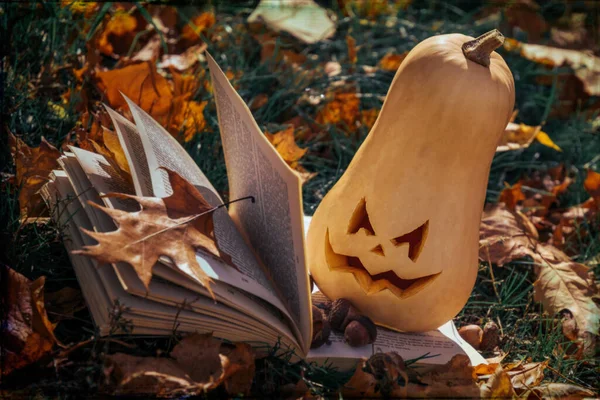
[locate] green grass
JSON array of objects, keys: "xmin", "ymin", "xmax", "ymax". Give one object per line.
[{"xmin": 1, "ymin": 0, "xmax": 599, "ymax": 396}]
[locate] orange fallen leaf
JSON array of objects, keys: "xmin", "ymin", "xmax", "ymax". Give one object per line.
[
  {"xmin": 360, "ymin": 108, "xmax": 379, "ymax": 130},
  {"xmin": 316, "ymin": 91, "xmax": 360, "ymax": 133},
  {"xmin": 170, "ymin": 99, "xmax": 208, "ymax": 143},
  {"xmin": 9, "ymin": 133, "xmax": 61, "ymax": 222},
  {"xmin": 181, "ymin": 12, "xmax": 216, "ymax": 43},
  {"xmin": 97, "ymin": 9, "xmax": 139, "ymax": 57},
  {"xmin": 265, "ymin": 127, "xmax": 307, "ymax": 168},
  {"xmin": 583, "ymin": 169, "xmax": 600, "ymax": 206},
  {"xmin": 379, "ymin": 53, "xmax": 408, "ymax": 71},
  {"xmin": 73, "ymin": 169, "xmax": 232, "ymax": 296},
  {"xmin": 95, "ymin": 61, "xmax": 173, "ymax": 120},
  {"xmin": 346, "ymin": 35, "xmax": 357, "ymax": 64},
  {"xmin": 249, "ymin": 94, "xmax": 269, "ymax": 111},
  {"xmin": 1, "ymin": 265, "xmax": 57, "ymax": 376}
]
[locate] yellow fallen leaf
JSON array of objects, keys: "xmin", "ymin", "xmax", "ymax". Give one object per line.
[
  {"xmin": 497, "ymin": 122, "xmax": 561, "ymax": 152},
  {"xmin": 535, "ymin": 131, "xmax": 562, "ymax": 151}
]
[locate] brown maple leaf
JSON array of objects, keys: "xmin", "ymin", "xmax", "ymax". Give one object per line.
[
  {"xmin": 73, "ymin": 169, "xmax": 231, "ymax": 297},
  {"xmin": 9, "ymin": 132, "xmax": 61, "ymax": 222}
]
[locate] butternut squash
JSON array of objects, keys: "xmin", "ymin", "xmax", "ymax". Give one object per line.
[{"xmin": 307, "ymin": 30, "xmax": 515, "ymax": 332}]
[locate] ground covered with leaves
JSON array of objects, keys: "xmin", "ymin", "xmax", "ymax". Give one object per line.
[{"xmin": 1, "ymin": 1, "xmax": 599, "ymax": 398}]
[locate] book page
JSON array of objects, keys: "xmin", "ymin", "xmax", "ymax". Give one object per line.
[
  {"xmin": 207, "ymin": 52, "xmax": 311, "ymax": 353},
  {"xmin": 103, "ymin": 107, "xmax": 154, "ymax": 197},
  {"xmin": 307, "ymin": 292, "xmax": 486, "ymax": 367},
  {"xmin": 49, "ymin": 169, "xmax": 299, "ymax": 348},
  {"xmin": 68, "ymin": 145, "xmax": 302, "ymax": 349},
  {"xmin": 102, "ymin": 103, "xmax": 294, "ymax": 324}
]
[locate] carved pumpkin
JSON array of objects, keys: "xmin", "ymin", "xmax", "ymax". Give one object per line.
[{"xmin": 307, "ymin": 30, "xmax": 515, "ymax": 332}]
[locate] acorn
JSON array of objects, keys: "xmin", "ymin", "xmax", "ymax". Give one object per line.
[
  {"xmin": 344, "ymin": 315, "xmax": 377, "ymax": 347},
  {"xmin": 480, "ymin": 321, "xmax": 500, "ymax": 351},
  {"xmin": 328, "ymin": 298, "xmax": 360, "ymax": 332},
  {"xmin": 458, "ymin": 324, "xmax": 483, "ymax": 350},
  {"xmin": 311, "ymin": 305, "xmax": 331, "ymax": 349}
]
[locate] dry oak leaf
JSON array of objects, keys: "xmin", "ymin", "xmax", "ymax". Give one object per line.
[
  {"xmin": 8, "ymin": 133, "xmax": 60, "ymax": 221},
  {"xmin": 407, "ymin": 354, "xmax": 480, "ymax": 398},
  {"xmin": 479, "ymin": 203, "xmax": 539, "ymax": 267},
  {"xmin": 74, "ymin": 169, "xmax": 226, "ymax": 297},
  {"xmin": 106, "ymin": 353, "xmax": 196, "ymax": 396},
  {"xmin": 342, "ymin": 352, "xmax": 408, "ymax": 398},
  {"xmin": 524, "ymin": 382, "xmax": 596, "ymax": 399},
  {"xmin": 504, "ymin": 38, "xmax": 600, "ymax": 96},
  {"xmin": 533, "ymin": 243, "xmax": 600, "ymax": 342},
  {"xmin": 106, "ymin": 333, "xmax": 255, "ymax": 396},
  {"xmin": 1, "ymin": 265, "xmax": 57, "ymax": 376},
  {"xmin": 158, "ymin": 44, "xmax": 207, "ymax": 72},
  {"xmin": 507, "ymin": 361, "xmax": 547, "ymax": 393},
  {"xmin": 479, "ymin": 365, "xmax": 516, "ymax": 398}
]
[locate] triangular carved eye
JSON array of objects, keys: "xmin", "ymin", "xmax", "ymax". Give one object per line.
[
  {"xmin": 347, "ymin": 198, "xmax": 375, "ymax": 235},
  {"xmin": 390, "ymin": 220, "xmax": 429, "ymax": 262}
]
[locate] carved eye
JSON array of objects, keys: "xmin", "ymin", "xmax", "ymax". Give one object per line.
[
  {"xmin": 346, "ymin": 198, "xmax": 374, "ymax": 235},
  {"xmin": 390, "ymin": 220, "xmax": 429, "ymax": 262}
]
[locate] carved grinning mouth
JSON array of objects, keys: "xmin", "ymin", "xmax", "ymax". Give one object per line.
[{"xmin": 324, "ymin": 229, "xmax": 440, "ymax": 299}]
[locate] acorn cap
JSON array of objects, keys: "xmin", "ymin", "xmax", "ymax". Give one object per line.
[{"xmin": 328, "ymin": 298, "xmax": 353, "ymax": 332}]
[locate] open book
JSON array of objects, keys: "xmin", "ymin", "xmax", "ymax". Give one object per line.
[{"xmin": 41, "ymin": 53, "xmax": 484, "ymax": 367}]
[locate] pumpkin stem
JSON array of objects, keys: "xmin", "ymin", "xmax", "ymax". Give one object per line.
[{"xmin": 462, "ymin": 29, "xmax": 505, "ymax": 67}]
